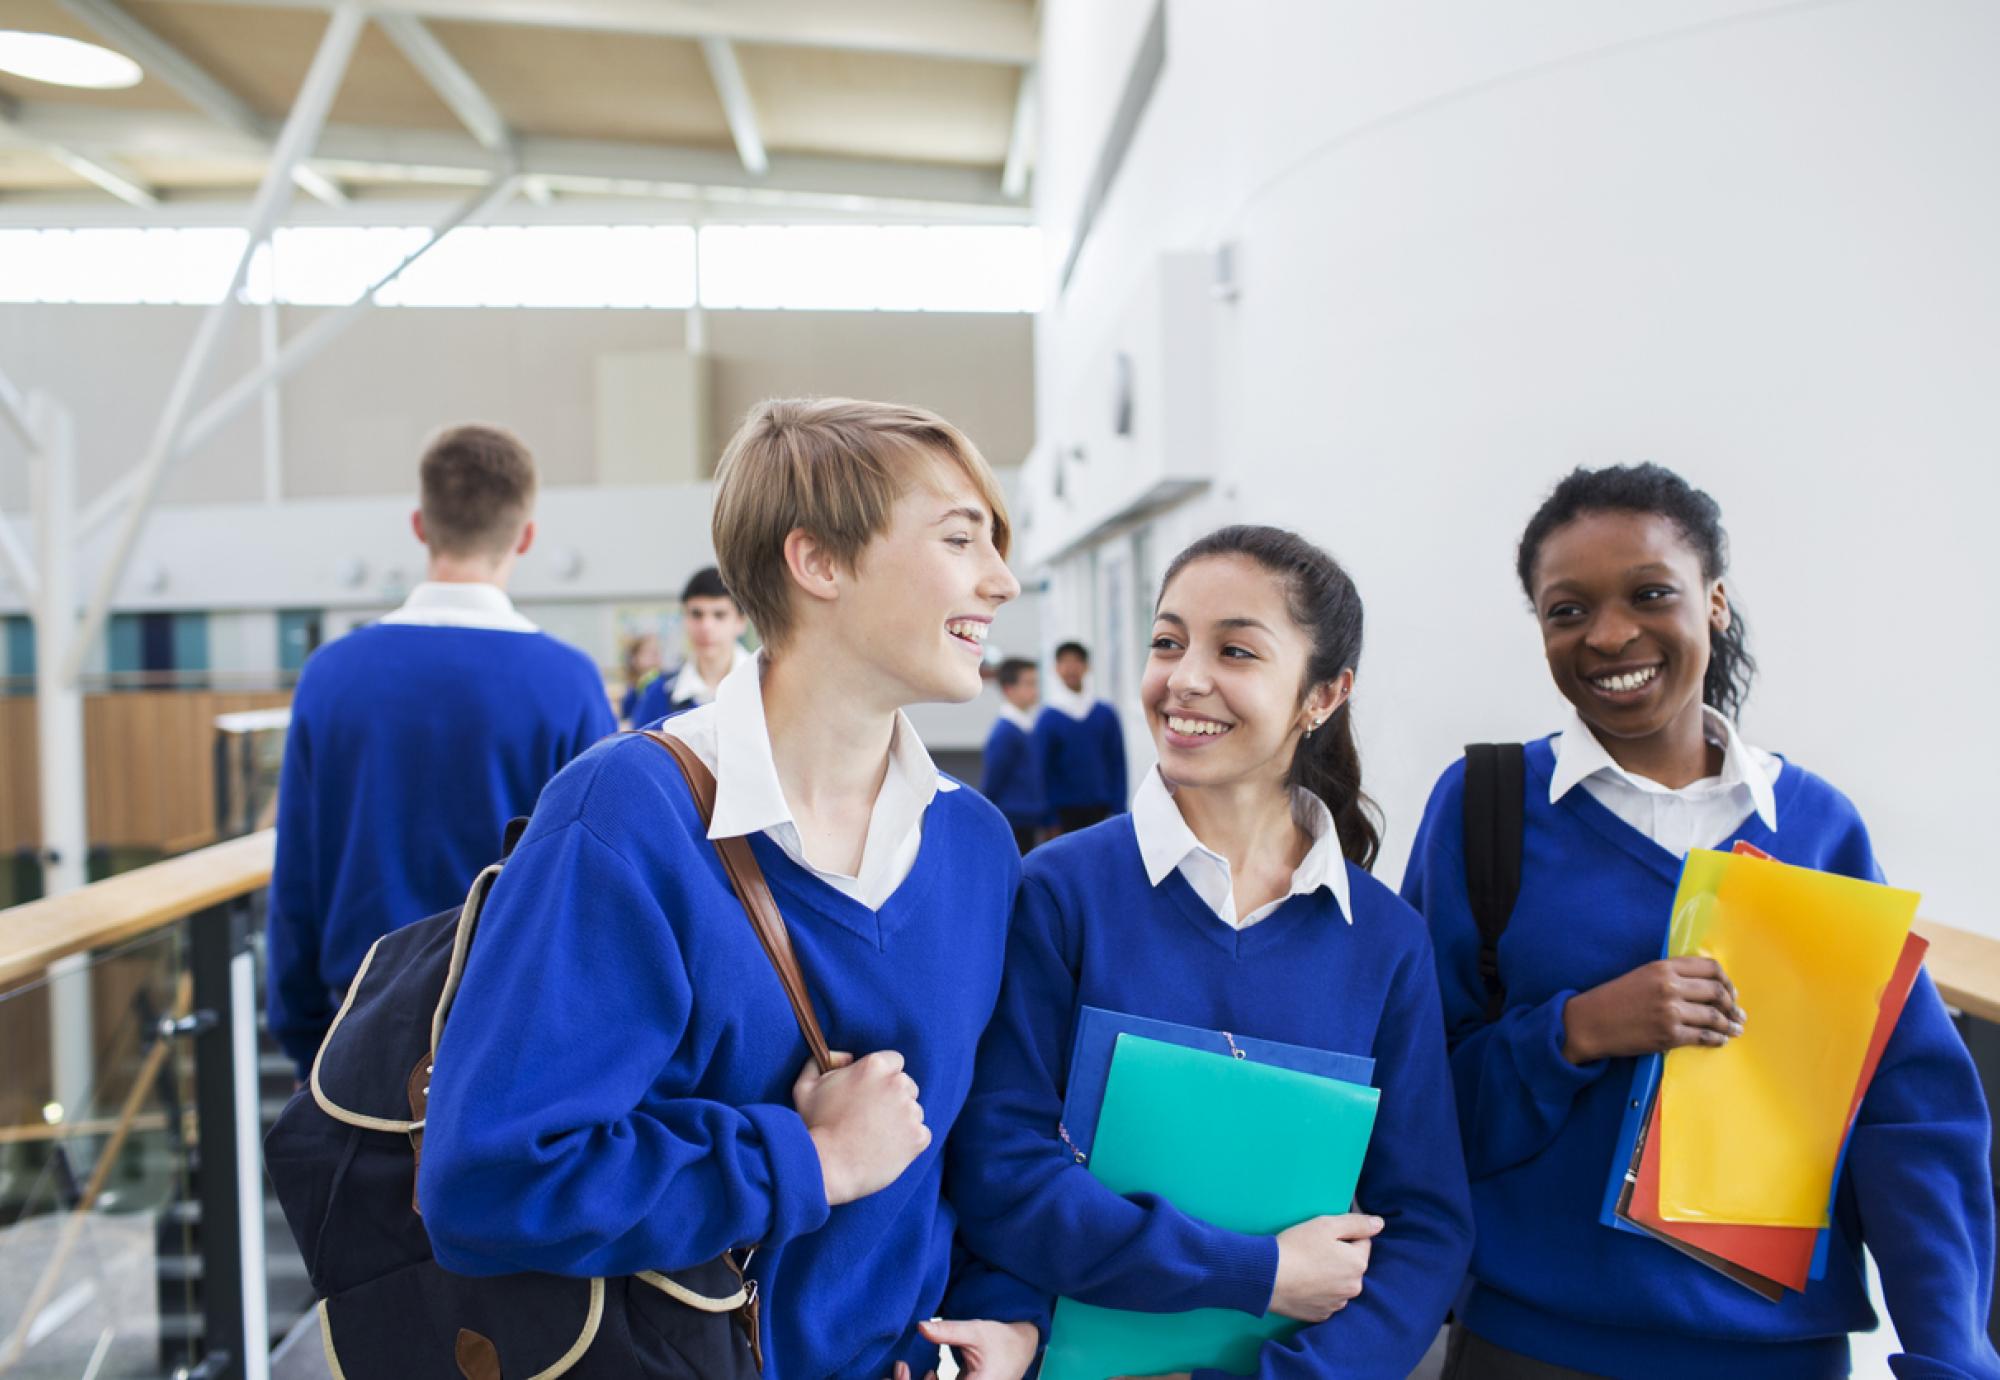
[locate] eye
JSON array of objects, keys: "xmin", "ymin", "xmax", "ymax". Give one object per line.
[
  {"xmin": 945, "ymin": 535, "xmax": 973, "ymax": 550},
  {"xmin": 1149, "ymin": 634, "xmax": 1183, "ymax": 653},
  {"xmin": 1634, "ymin": 585, "xmax": 1677, "ymax": 604},
  {"xmin": 1221, "ymin": 645, "xmax": 1257, "ymax": 660},
  {"xmin": 1544, "ymin": 601, "xmax": 1585, "ymax": 622}
]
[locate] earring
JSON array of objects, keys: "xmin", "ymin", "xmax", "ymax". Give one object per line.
[{"xmin": 1307, "ymin": 717, "xmax": 1325, "ymax": 738}]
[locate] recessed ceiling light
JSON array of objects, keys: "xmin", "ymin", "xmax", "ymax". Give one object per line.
[{"xmin": 0, "ymin": 31, "xmax": 143, "ymax": 90}]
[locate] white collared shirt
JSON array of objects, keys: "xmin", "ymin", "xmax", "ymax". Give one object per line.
[
  {"xmin": 1043, "ymin": 678, "xmax": 1100, "ymax": 722},
  {"xmin": 1130, "ymin": 765, "xmax": 1352, "ymax": 930},
  {"xmin": 1549, "ymin": 704, "xmax": 1781, "ymax": 856},
  {"xmin": 660, "ymin": 655, "xmax": 957, "ymax": 910},
  {"xmin": 668, "ymin": 642, "xmax": 753, "ymax": 709},
  {"xmin": 998, "ymin": 700, "xmax": 1038, "ymax": 734},
  {"xmin": 377, "ymin": 581, "xmax": 538, "ymax": 633}
]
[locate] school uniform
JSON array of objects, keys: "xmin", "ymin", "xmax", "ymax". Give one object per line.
[
  {"xmin": 266, "ymin": 582, "xmax": 614, "ymax": 1078},
  {"xmin": 418, "ymin": 656, "xmax": 1042, "ymax": 1380},
  {"xmin": 1035, "ymin": 680, "xmax": 1128, "ymax": 831},
  {"xmin": 1403, "ymin": 707, "xmax": 2000, "ymax": 1380},
  {"xmin": 949, "ymin": 766, "xmax": 1475, "ymax": 1379},
  {"xmin": 632, "ymin": 642, "xmax": 752, "ymax": 727},
  {"xmin": 982, "ymin": 702, "xmax": 1050, "ymax": 852}
]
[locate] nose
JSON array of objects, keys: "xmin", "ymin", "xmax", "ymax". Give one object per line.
[
  {"xmin": 1584, "ymin": 606, "xmax": 1640, "ymax": 656},
  {"xmin": 984, "ymin": 551, "xmax": 1022, "ymax": 606},
  {"xmin": 1166, "ymin": 647, "xmax": 1213, "ymax": 700}
]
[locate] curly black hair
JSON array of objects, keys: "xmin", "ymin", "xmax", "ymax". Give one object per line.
[{"xmin": 1516, "ymin": 463, "xmax": 1756, "ymax": 721}]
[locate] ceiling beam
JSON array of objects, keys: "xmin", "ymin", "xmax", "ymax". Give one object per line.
[
  {"xmin": 1001, "ymin": 66, "xmax": 1036, "ymax": 200},
  {"xmin": 698, "ymin": 37, "xmax": 767, "ymax": 177},
  {"xmin": 0, "ymin": 87, "xmax": 157, "ymax": 208},
  {"xmin": 55, "ymin": 0, "xmax": 349, "ymax": 205},
  {"xmin": 374, "ymin": 12, "xmax": 511, "ymax": 154},
  {"xmin": 1, "ymin": 105, "xmax": 1019, "ymax": 214},
  {"xmin": 134, "ymin": 0, "xmax": 1037, "ymax": 65}
]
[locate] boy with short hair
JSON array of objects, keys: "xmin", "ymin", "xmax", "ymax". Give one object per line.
[
  {"xmin": 1035, "ymin": 641, "xmax": 1128, "ymax": 832},
  {"xmin": 982, "ymin": 658, "xmax": 1048, "ymax": 853},
  {"xmin": 266, "ymin": 423, "xmax": 615, "ymax": 1078},
  {"xmin": 631, "ymin": 564, "xmax": 752, "ymax": 725},
  {"xmin": 419, "ymin": 399, "xmax": 1042, "ymax": 1379}
]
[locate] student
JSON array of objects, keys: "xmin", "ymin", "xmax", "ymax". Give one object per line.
[
  {"xmin": 983, "ymin": 657, "xmax": 1050, "ymax": 853},
  {"xmin": 1035, "ymin": 641, "xmax": 1128, "ymax": 832},
  {"xmin": 617, "ymin": 630, "xmax": 662, "ymax": 726},
  {"xmin": 631, "ymin": 565, "xmax": 754, "ymax": 726},
  {"xmin": 1403, "ymin": 464, "xmax": 2000, "ymax": 1380},
  {"xmin": 266, "ymin": 424, "xmax": 616, "ymax": 1080},
  {"xmin": 418, "ymin": 399, "xmax": 1042, "ymax": 1380},
  {"xmin": 952, "ymin": 525, "xmax": 1474, "ymax": 1380}
]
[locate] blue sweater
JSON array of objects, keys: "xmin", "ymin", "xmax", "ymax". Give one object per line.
[
  {"xmin": 1403, "ymin": 737, "xmax": 2000, "ymax": 1380},
  {"xmin": 1035, "ymin": 702, "xmax": 1128, "ymax": 813},
  {"xmin": 267, "ymin": 623, "xmax": 612, "ymax": 1074},
  {"xmin": 630, "ymin": 670, "xmax": 694, "ymax": 727},
  {"xmin": 950, "ymin": 818, "xmax": 1474, "ymax": 1380},
  {"xmin": 982, "ymin": 718, "xmax": 1049, "ymax": 829},
  {"xmin": 417, "ymin": 732, "xmax": 1036, "ymax": 1380}
]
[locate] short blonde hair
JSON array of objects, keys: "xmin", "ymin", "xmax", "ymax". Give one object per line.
[
  {"xmin": 418, "ymin": 423, "xmax": 536, "ymax": 557},
  {"xmin": 711, "ymin": 398, "xmax": 1011, "ymax": 650}
]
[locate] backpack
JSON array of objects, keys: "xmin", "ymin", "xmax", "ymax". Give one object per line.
[
  {"xmin": 1461, "ymin": 742, "xmax": 1526, "ymax": 1022},
  {"xmin": 264, "ymin": 731, "xmax": 834, "ymax": 1379}
]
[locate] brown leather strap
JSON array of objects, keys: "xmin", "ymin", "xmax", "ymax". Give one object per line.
[
  {"xmin": 454, "ymin": 1328, "xmax": 501, "ymax": 1380},
  {"xmin": 642, "ymin": 731, "xmax": 835, "ymax": 1076}
]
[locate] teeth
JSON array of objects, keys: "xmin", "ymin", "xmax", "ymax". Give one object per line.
[
  {"xmin": 1167, "ymin": 715, "xmax": 1230, "ymax": 737},
  {"xmin": 946, "ymin": 620, "xmax": 987, "ymax": 643},
  {"xmin": 1593, "ymin": 666, "xmax": 1659, "ymax": 693}
]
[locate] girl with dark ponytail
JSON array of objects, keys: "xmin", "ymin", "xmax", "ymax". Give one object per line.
[
  {"xmin": 1404, "ymin": 464, "xmax": 2000, "ymax": 1380},
  {"xmin": 948, "ymin": 525, "xmax": 1472, "ymax": 1379}
]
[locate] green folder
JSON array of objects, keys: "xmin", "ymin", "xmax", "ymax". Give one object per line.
[{"xmin": 1040, "ymin": 1033, "xmax": 1381, "ymax": 1380}]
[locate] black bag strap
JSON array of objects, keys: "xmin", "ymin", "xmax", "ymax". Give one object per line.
[
  {"xmin": 1462, "ymin": 742, "xmax": 1526, "ymax": 1023},
  {"xmin": 642, "ymin": 730, "xmax": 836, "ymax": 1076}
]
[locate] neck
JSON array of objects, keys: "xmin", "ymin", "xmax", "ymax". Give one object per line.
[
  {"xmin": 693, "ymin": 644, "xmax": 736, "ymax": 687},
  {"xmin": 1593, "ymin": 698, "xmax": 1720, "ymax": 788},
  {"xmin": 1169, "ymin": 769, "xmax": 1307, "ymax": 879},
  {"xmin": 425, "ymin": 554, "xmax": 509, "ymax": 587},
  {"xmin": 759, "ymin": 636, "xmax": 900, "ymax": 841}
]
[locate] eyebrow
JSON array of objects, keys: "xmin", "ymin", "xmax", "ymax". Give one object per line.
[
  {"xmin": 933, "ymin": 505, "xmax": 988, "ymax": 528},
  {"xmin": 1152, "ymin": 611, "xmax": 1273, "ymax": 635},
  {"xmin": 1542, "ymin": 562, "xmax": 1682, "ymax": 595}
]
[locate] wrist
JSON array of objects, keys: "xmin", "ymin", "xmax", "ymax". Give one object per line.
[
  {"xmin": 1560, "ymin": 993, "xmax": 1597, "ymax": 1065},
  {"xmin": 806, "ymin": 1126, "xmax": 849, "ymax": 1206}
]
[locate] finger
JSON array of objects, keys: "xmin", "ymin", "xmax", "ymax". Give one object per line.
[
  {"xmin": 826, "ymin": 1050, "xmax": 856, "ymax": 1069},
  {"xmin": 919, "ymin": 1318, "xmax": 976, "ymax": 1346},
  {"xmin": 896, "ymin": 1072, "xmax": 920, "ymax": 1100},
  {"xmin": 1672, "ymin": 1023, "xmax": 1730, "ymax": 1049},
  {"xmin": 864, "ymin": 1049, "xmax": 907, "ymax": 1075},
  {"xmin": 1671, "ymin": 955, "xmax": 1727, "ymax": 982},
  {"xmin": 793, "ymin": 1059, "xmax": 822, "ymax": 1098},
  {"xmin": 1673, "ymin": 1000, "xmax": 1741, "ymax": 1036},
  {"xmin": 1326, "ymin": 1212, "xmax": 1385, "ymax": 1238},
  {"xmin": 893, "ymin": 1364, "xmax": 910, "ymax": 1380}
]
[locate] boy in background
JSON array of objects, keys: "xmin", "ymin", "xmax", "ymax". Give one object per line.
[
  {"xmin": 266, "ymin": 423, "xmax": 615, "ymax": 1079},
  {"xmin": 631, "ymin": 565, "xmax": 752, "ymax": 725},
  {"xmin": 1035, "ymin": 641, "xmax": 1127, "ymax": 833},
  {"xmin": 982, "ymin": 657, "xmax": 1048, "ymax": 853}
]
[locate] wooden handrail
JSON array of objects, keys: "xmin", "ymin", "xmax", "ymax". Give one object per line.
[
  {"xmin": 1914, "ymin": 919, "xmax": 2000, "ymax": 1027},
  {"xmin": 0, "ymin": 829, "xmax": 274, "ymax": 989}
]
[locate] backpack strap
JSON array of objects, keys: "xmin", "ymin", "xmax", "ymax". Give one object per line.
[
  {"xmin": 643, "ymin": 730, "xmax": 836, "ymax": 1076},
  {"xmin": 1462, "ymin": 742, "xmax": 1526, "ymax": 1023}
]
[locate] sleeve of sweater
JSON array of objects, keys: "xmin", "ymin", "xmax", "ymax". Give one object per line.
[
  {"xmin": 568, "ymin": 654, "xmax": 618, "ymax": 756},
  {"xmin": 1101, "ymin": 708, "xmax": 1128, "ymax": 810},
  {"xmin": 1812, "ymin": 804, "xmax": 2000, "ymax": 1380},
  {"xmin": 266, "ymin": 689, "xmax": 332, "ymax": 1078},
  {"xmin": 1400, "ymin": 764, "xmax": 1609, "ymax": 1180},
  {"xmin": 947, "ymin": 873, "xmax": 1280, "ymax": 1316},
  {"xmin": 418, "ymin": 786, "xmax": 829, "ymax": 1277},
  {"xmin": 1194, "ymin": 924, "xmax": 1475, "ymax": 1380},
  {"xmin": 982, "ymin": 726, "xmax": 1022, "ymax": 810}
]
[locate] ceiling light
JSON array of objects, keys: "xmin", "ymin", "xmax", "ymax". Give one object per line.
[{"xmin": 0, "ymin": 31, "xmax": 143, "ymax": 90}]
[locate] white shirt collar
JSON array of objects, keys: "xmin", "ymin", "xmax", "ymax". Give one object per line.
[
  {"xmin": 1549, "ymin": 703, "xmax": 1779, "ymax": 831},
  {"xmin": 1043, "ymin": 677, "xmax": 1097, "ymax": 722},
  {"xmin": 998, "ymin": 700, "xmax": 1038, "ymax": 733},
  {"xmin": 1130, "ymin": 765, "xmax": 1353, "ymax": 926},
  {"xmin": 377, "ymin": 581, "xmax": 537, "ymax": 633},
  {"xmin": 669, "ymin": 642, "xmax": 752, "ymax": 708}
]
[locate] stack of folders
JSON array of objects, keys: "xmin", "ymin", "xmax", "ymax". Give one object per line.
[
  {"xmin": 1039, "ymin": 1008, "xmax": 1380, "ymax": 1380},
  {"xmin": 1599, "ymin": 841, "xmax": 1926, "ymax": 1299}
]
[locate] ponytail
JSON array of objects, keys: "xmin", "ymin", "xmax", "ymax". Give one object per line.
[{"xmin": 1292, "ymin": 702, "xmax": 1381, "ymax": 870}]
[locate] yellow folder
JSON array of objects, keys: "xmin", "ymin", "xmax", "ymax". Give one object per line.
[{"xmin": 1657, "ymin": 850, "xmax": 1917, "ymax": 1228}]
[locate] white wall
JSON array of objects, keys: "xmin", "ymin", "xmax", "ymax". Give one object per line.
[{"xmin": 1027, "ymin": 0, "xmax": 2000, "ymax": 935}]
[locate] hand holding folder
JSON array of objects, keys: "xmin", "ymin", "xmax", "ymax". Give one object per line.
[{"xmin": 1040, "ymin": 1032, "xmax": 1379, "ymax": 1380}]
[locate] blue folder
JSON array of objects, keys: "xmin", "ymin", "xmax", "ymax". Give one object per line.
[{"xmin": 1061, "ymin": 1006, "xmax": 1375, "ymax": 1160}]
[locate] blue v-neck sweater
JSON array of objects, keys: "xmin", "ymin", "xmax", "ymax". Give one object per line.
[
  {"xmin": 949, "ymin": 818, "xmax": 1474, "ymax": 1380},
  {"xmin": 1035, "ymin": 702, "xmax": 1129, "ymax": 813},
  {"xmin": 1402, "ymin": 737, "xmax": 2000, "ymax": 1380},
  {"xmin": 418, "ymin": 732, "xmax": 1036, "ymax": 1380}
]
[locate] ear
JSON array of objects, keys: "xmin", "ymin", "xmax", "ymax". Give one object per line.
[
  {"xmin": 782, "ymin": 528, "xmax": 844, "ymax": 609},
  {"xmin": 1709, "ymin": 578, "xmax": 1731, "ymax": 633},
  {"xmin": 1300, "ymin": 668, "xmax": 1355, "ymax": 735},
  {"xmin": 515, "ymin": 519, "xmax": 536, "ymax": 557},
  {"xmin": 410, "ymin": 509, "xmax": 427, "ymax": 547}
]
